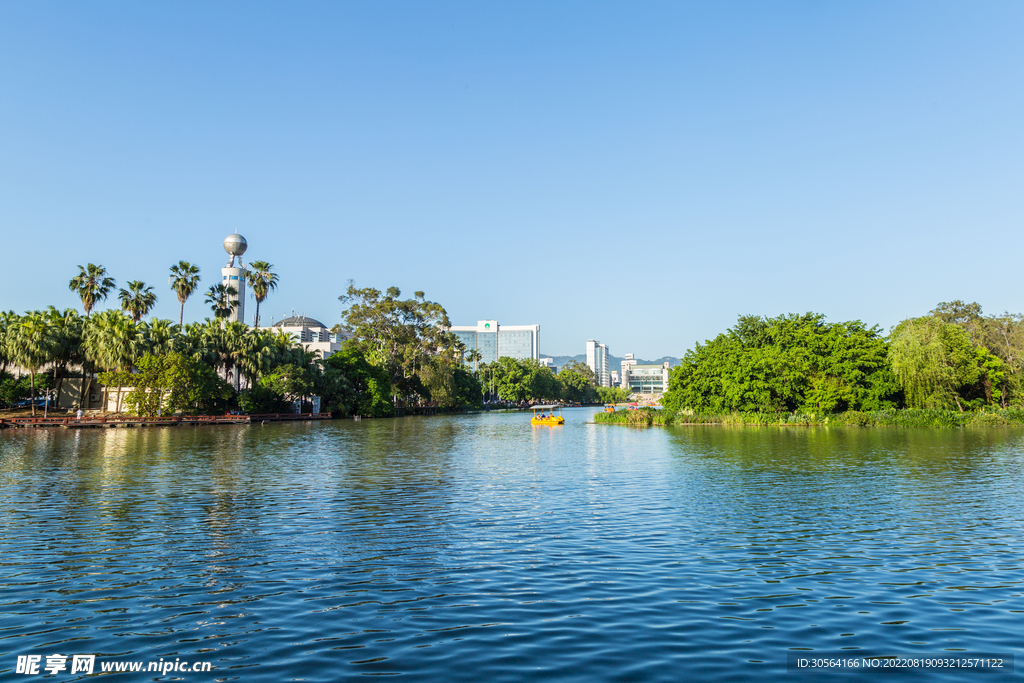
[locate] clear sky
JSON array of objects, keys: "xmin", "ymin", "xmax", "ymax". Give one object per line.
[{"xmin": 1, "ymin": 2, "xmax": 1022, "ymax": 358}]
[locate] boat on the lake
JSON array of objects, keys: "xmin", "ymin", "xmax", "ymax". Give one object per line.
[{"xmin": 530, "ymin": 405, "xmax": 565, "ymax": 426}]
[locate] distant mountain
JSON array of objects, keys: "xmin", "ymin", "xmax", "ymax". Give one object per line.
[{"xmin": 540, "ymin": 353, "xmax": 680, "ymax": 371}]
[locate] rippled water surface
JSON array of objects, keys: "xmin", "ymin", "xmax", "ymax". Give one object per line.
[{"xmin": 2, "ymin": 409, "xmax": 1023, "ymax": 681}]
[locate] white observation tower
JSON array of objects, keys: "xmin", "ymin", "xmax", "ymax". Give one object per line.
[{"xmin": 221, "ymin": 233, "xmax": 248, "ymax": 324}]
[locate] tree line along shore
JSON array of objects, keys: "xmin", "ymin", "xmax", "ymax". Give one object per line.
[
  {"xmin": 598, "ymin": 301, "xmax": 1024, "ymax": 428},
  {"xmin": 0, "ymin": 264, "xmax": 623, "ymax": 419},
  {"xmin": 7, "ymin": 262, "xmax": 1016, "ymax": 428}
]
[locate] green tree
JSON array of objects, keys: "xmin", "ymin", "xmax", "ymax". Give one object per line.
[
  {"xmin": 69, "ymin": 264, "xmax": 115, "ymax": 316},
  {"xmin": 928, "ymin": 301, "xmax": 1024, "ymax": 407},
  {"xmin": 310, "ymin": 359, "xmax": 356, "ymax": 415},
  {"xmin": 663, "ymin": 313, "xmax": 899, "ymax": 414},
  {"xmin": 888, "ymin": 316, "xmax": 997, "ymax": 410},
  {"xmin": 323, "ymin": 344, "xmax": 394, "ymax": 416},
  {"xmin": 83, "ymin": 311, "xmax": 145, "ymax": 413},
  {"xmin": 140, "ymin": 318, "xmax": 181, "ymax": 356},
  {"xmin": 464, "ymin": 348, "xmax": 484, "ymax": 373},
  {"xmin": 485, "ymin": 357, "xmax": 559, "ymax": 402},
  {"xmin": 169, "ymin": 261, "xmax": 201, "ymax": 326},
  {"xmin": 595, "ymin": 386, "xmax": 630, "ymax": 404},
  {"xmin": 44, "ymin": 307, "xmax": 84, "ymax": 410},
  {"xmin": 418, "ymin": 355, "xmax": 483, "ymax": 409},
  {"xmin": 339, "ymin": 282, "xmax": 457, "ymax": 402},
  {"xmin": 0, "ymin": 311, "xmax": 18, "ymax": 376},
  {"xmin": 9, "ymin": 312, "xmax": 56, "ymax": 416},
  {"xmin": 246, "ymin": 260, "xmax": 279, "ymax": 328},
  {"xmin": 118, "ymin": 280, "xmax": 157, "ymax": 322},
  {"xmin": 557, "ymin": 360, "xmax": 598, "ymax": 403},
  {"xmin": 117, "ymin": 352, "xmax": 229, "ymax": 416},
  {"xmin": 205, "ymin": 284, "xmax": 238, "ymax": 319}
]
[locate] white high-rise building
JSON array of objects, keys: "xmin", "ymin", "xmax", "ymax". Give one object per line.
[
  {"xmin": 449, "ymin": 321, "xmax": 540, "ymax": 364},
  {"xmin": 586, "ymin": 339, "xmax": 611, "ymax": 387},
  {"xmin": 221, "ymin": 233, "xmax": 248, "ymax": 324}
]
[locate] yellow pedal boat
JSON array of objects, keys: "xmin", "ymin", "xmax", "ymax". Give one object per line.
[{"xmin": 530, "ymin": 404, "xmax": 565, "ymax": 426}]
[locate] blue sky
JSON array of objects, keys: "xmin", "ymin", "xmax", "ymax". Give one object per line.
[{"xmin": 1, "ymin": 2, "xmax": 1022, "ymax": 358}]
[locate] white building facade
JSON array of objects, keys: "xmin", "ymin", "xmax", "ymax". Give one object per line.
[
  {"xmin": 449, "ymin": 321, "xmax": 540, "ymax": 364},
  {"xmin": 586, "ymin": 339, "xmax": 611, "ymax": 387},
  {"xmin": 265, "ymin": 316, "xmax": 344, "ymax": 360},
  {"xmin": 620, "ymin": 354, "xmax": 671, "ymax": 395}
]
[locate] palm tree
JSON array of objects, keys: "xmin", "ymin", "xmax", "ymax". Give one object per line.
[
  {"xmin": 465, "ymin": 348, "xmax": 483, "ymax": 373},
  {"xmin": 10, "ymin": 312, "xmax": 56, "ymax": 416},
  {"xmin": 118, "ymin": 280, "xmax": 157, "ymax": 322},
  {"xmin": 220, "ymin": 321, "xmax": 250, "ymax": 389},
  {"xmin": 237, "ymin": 329, "xmax": 277, "ymax": 388},
  {"xmin": 68, "ymin": 264, "xmax": 116, "ymax": 316},
  {"xmin": 44, "ymin": 307, "xmax": 84, "ymax": 411},
  {"xmin": 169, "ymin": 261, "xmax": 201, "ymax": 326},
  {"xmin": 140, "ymin": 318, "xmax": 181, "ymax": 356},
  {"xmin": 245, "ymin": 261, "xmax": 279, "ymax": 327},
  {"xmin": 0, "ymin": 310, "xmax": 18, "ymax": 376},
  {"xmin": 205, "ymin": 284, "xmax": 238, "ymax": 319},
  {"xmin": 82, "ymin": 311, "xmax": 144, "ymax": 413}
]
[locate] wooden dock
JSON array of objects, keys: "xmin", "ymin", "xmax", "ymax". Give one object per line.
[{"xmin": 0, "ymin": 413, "xmax": 333, "ymax": 429}]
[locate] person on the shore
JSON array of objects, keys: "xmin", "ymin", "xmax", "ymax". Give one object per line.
[{"xmin": 76, "ymin": 409, "xmax": 83, "ymax": 420}]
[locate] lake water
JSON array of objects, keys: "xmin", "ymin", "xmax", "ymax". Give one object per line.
[{"xmin": 1, "ymin": 408, "xmax": 1022, "ymax": 681}]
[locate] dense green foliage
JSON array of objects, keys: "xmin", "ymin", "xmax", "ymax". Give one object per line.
[
  {"xmin": 595, "ymin": 386, "xmax": 631, "ymax": 404},
  {"xmin": 0, "ymin": 372, "xmax": 52, "ymax": 408},
  {"xmin": 100, "ymin": 353, "xmax": 231, "ymax": 415},
  {"xmin": 556, "ymin": 361, "xmax": 598, "ymax": 403},
  {"xmin": 337, "ymin": 283, "xmax": 483, "ymax": 411},
  {"xmin": 659, "ymin": 301, "xmax": 1024, "ymax": 424},
  {"xmin": 323, "ymin": 345, "xmax": 395, "ymax": 417},
  {"xmin": 594, "ymin": 407, "xmax": 673, "ymax": 426},
  {"xmin": 596, "ymin": 407, "xmax": 1024, "ymax": 428},
  {"xmin": 478, "ymin": 357, "xmax": 561, "ymax": 402},
  {"xmin": 662, "ymin": 313, "xmax": 899, "ymax": 414},
  {"xmin": 339, "ymin": 282, "xmax": 459, "ymax": 401}
]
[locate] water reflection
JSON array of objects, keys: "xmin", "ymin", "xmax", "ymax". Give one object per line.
[{"xmin": 1, "ymin": 415, "xmax": 1022, "ymax": 681}]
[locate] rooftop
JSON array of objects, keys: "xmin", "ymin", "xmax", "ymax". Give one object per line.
[{"xmin": 273, "ymin": 315, "xmax": 328, "ymax": 328}]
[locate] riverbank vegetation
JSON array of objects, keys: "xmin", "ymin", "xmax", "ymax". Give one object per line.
[
  {"xmin": 596, "ymin": 407, "xmax": 1024, "ymax": 428},
  {"xmin": 645, "ymin": 301, "xmax": 1024, "ymax": 428}
]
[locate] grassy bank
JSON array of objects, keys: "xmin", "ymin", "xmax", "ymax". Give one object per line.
[{"xmin": 594, "ymin": 407, "xmax": 1024, "ymax": 428}]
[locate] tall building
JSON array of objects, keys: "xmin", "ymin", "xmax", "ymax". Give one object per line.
[
  {"xmin": 449, "ymin": 321, "xmax": 540, "ymax": 364},
  {"xmin": 221, "ymin": 233, "xmax": 247, "ymax": 324},
  {"xmin": 586, "ymin": 340, "xmax": 611, "ymax": 387}
]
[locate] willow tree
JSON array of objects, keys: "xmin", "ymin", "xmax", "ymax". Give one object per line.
[
  {"xmin": 246, "ymin": 261, "xmax": 278, "ymax": 328},
  {"xmin": 888, "ymin": 317, "xmax": 983, "ymax": 410},
  {"xmin": 169, "ymin": 261, "xmax": 201, "ymax": 326}
]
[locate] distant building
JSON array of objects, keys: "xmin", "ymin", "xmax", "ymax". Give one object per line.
[
  {"xmin": 540, "ymin": 357, "xmax": 557, "ymax": 371},
  {"xmin": 620, "ymin": 353, "xmax": 637, "ymax": 389},
  {"xmin": 610, "ymin": 370, "xmax": 619, "ymax": 386},
  {"xmin": 265, "ymin": 315, "xmax": 343, "ymax": 360},
  {"xmin": 620, "ymin": 355, "xmax": 671, "ymax": 395},
  {"xmin": 586, "ymin": 340, "xmax": 611, "ymax": 387},
  {"xmin": 449, "ymin": 321, "xmax": 540, "ymax": 363}
]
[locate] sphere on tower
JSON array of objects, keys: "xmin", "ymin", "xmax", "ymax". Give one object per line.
[{"xmin": 223, "ymin": 233, "xmax": 248, "ymax": 256}]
